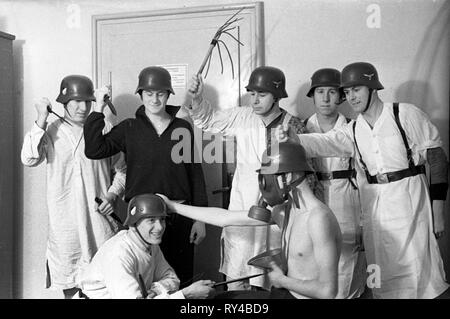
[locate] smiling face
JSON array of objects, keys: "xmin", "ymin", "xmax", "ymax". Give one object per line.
[
  {"xmin": 343, "ymin": 85, "xmax": 371, "ymax": 114},
  {"xmin": 249, "ymin": 90, "xmax": 276, "ymax": 116},
  {"xmin": 65, "ymin": 100, "xmax": 92, "ymax": 125},
  {"xmin": 313, "ymin": 86, "xmax": 340, "ymax": 117},
  {"xmin": 141, "ymin": 89, "xmax": 169, "ymax": 115},
  {"xmin": 135, "ymin": 216, "xmax": 166, "ymax": 245}
]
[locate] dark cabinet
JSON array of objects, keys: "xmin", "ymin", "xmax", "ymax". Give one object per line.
[{"xmin": 0, "ymin": 30, "xmax": 15, "ymax": 299}]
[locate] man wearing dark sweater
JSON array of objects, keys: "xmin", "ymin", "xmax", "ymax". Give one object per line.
[{"xmin": 83, "ymin": 66, "xmax": 208, "ymax": 286}]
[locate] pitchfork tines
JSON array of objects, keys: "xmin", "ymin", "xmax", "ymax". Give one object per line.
[{"xmin": 197, "ymin": 8, "xmax": 245, "ymax": 79}]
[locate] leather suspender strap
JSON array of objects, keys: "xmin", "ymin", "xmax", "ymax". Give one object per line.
[
  {"xmin": 352, "ymin": 105, "xmax": 424, "ymax": 184},
  {"xmin": 393, "ymin": 103, "xmax": 415, "ymax": 169},
  {"xmin": 345, "ymin": 117, "xmax": 358, "ymax": 189}
]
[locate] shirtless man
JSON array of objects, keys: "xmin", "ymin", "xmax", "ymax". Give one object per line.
[{"xmin": 159, "ymin": 141, "xmax": 342, "ymax": 299}]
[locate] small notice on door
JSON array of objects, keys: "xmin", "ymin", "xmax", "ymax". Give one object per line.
[{"xmin": 158, "ymin": 64, "xmax": 188, "ymax": 90}]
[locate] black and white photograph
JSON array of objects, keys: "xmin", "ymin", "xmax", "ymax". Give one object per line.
[{"xmin": 0, "ymin": 0, "xmax": 448, "ymax": 310}]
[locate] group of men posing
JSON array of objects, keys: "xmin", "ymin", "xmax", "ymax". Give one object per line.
[{"xmin": 21, "ymin": 61, "xmax": 449, "ymax": 299}]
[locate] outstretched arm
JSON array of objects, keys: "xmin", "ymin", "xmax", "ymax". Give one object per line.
[
  {"xmin": 159, "ymin": 194, "xmax": 268, "ymax": 228},
  {"xmin": 276, "ymin": 123, "xmax": 355, "ymax": 158}
]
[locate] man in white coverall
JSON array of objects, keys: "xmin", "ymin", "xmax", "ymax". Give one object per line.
[
  {"xmin": 79, "ymin": 194, "xmax": 215, "ymax": 299},
  {"xmin": 304, "ymin": 68, "xmax": 366, "ymax": 298},
  {"xmin": 21, "ymin": 75, "xmax": 126, "ymax": 298},
  {"xmin": 279, "ymin": 62, "xmax": 449, "ymax": 299},
  {"xmin": 186, "ymin": 67, "xmax": 323, "ymax": 290}
]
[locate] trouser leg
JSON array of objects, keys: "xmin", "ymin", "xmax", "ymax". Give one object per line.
[{"xmin": 160, "ymin": 214, "xmax": 194, "ymax": 288}]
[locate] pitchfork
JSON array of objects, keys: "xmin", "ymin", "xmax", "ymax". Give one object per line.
[{"xmin": 196, "ymin": 8, "xmax": 245, "ymax": 79}]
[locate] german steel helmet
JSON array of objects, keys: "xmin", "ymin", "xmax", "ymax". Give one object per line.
[
  {"xmin": 135, "ymin": 66, "xmax": 175, "ymax": 95},
  {"xmin": 245, "ymin": 66, "xmax": 288, "ymax": 99},
  {"xmin": 258, "ymin": 141, "xmax": 313, "ymax": 175},
  {"xmin": 306, "ymin": 68, "xmax": 341, "ymax": 97},
  {"xmin": 124, "ymin": 194, "xmax": 168, "ymax": 226},
  {"xmin": 56, "ymin": 75, "xmax": 96, "ymax": 104},
  {"xmin": 340, "ymin": 62, "xmax": 384, "ymax": 90}
]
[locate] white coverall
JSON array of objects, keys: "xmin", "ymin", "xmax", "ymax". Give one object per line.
[
  {"xmin": 299, "ymin": 103, "xmax": 449, "ymax": 298},
  {"xmin": 79, "ymin": 228, "xmax": 182, "ymax": 299},
  {"xmin": 306, "ymin": 113, "xmax": 366, "ymax": 299},
  {"xmin": 188, "ymin": 100, "xmax": 288, "ymax": 289},
  {"xmin": 21, "ymin": 119, "xmax": 126, "ymax": 290}
]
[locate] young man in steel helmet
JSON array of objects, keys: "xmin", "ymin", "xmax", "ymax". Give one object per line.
[
  {"xmin": 159, "ymin": 141, "xmax": 342, "ymax": 299},
  {"xmin": 304, "ymin": 68, "xmax": 367, "ymax": 299},
  {"xmin": 21, "ymin": 75, "xmax": 126, "ymax": 298},
  {"xmin": 279, "ymin": 62, "xmax": 449, "ymax": 299},
  {"xmin": 79, "ymin": 194, "xmax": 215, "ymax": 299},
  {"xmin": 185, "ymin": 66, "xmax": 323, "ymax": 291},
  {"xmin": 83, "ymin": 66, "xmax": 208, "ymax": 287}
]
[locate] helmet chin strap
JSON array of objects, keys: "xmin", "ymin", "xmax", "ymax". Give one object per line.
[
  {"xmin": 283, "ymin": 173, "xmax": 306, "ymax": 209},
  {"xmin": 135, "ymin": 227, "xmax": 153, "ymax": 247},
  {"xmin": 363, "ymin": 89, "xmax": 374, "ymax": 113}
]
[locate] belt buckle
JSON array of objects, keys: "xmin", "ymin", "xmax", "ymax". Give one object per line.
[
  {"xmin": 376, "ymin": 173, "xmax": 389, "ymax": 184},
  {"xmin": 321, "ymin": 172, "xmax": 332, "ymax": 180}
]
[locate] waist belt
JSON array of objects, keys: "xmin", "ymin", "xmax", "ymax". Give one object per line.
[
  {"xmin": 316, "ymin": 169, "xmax": 356, "ymax": 181},
  {"xmin": 367, "ymin": 165, "xmax": 425, "ymax": 184}
]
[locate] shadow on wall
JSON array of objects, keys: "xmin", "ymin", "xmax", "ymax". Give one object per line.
[
  {"xmin": 291, "ymin": 82, "xmax": 313, "ymax": 119},
  {"xmin": 395, "ymin": 80, "xmax": 450, "ymax": 280},
  {"xmin": 110, "ymin": 93, "xmax": 141, "ymax": 124},
  {"xmin": 395, "ymin": 80, "xmax": 444, "ymax": 121},
  {"xmin": 13, "ymin": 39, "xmax": 25, "ymax": 299},
  {"xmin": 408, "ymin": 0, "xmax": 449, "ymax": 91},
  {"xmin": 292, "ymin": 82, "xmax": 357, "ymax": 120}
]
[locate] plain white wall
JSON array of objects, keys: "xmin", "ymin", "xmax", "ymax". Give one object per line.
[{"xmin": 0, "ymin": 0, "xmax": 448, "ymax": 298}]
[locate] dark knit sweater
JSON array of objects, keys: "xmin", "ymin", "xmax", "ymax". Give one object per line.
[{"xmin": 84, "ymin": 105, "xmax": 207, "ymax": 205}]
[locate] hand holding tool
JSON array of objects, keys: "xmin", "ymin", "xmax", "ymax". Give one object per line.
[
  {"xmin": 103, "ymin": 95, "xmax": 117, "ymax": 116},
  {"xmin": 103, "ymin": 72, "xmax": 117, "ymax": 116},
  {"xmin": 95, "ymin": 197, "xmax": 122, "ymax": 224},
  {"xmin": 46, "ymin": 105, "xmax": 72, "ymax": 126}
]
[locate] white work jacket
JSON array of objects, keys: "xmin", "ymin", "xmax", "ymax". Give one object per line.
[
  {"xmin": 188, "ymin": 100, "xmax": 288, "ymax": 288},
  {"xmin": 306, "ymin": 113, "xmax": 366, "ymax": 299},
  {"xmin": 79, "ymin": 229, "xmax": 181, "ymax": 299},
  {"xmin": 299, "ymin": 103, "xmax": 449, "ymax": 298},
  {"xmin": 21, "ymin": 119, "xmax": 126, "ymax": 290}
]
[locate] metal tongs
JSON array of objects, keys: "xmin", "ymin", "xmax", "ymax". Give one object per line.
[
  {"xmin": 46, "ymin": 105, "xmax": 72, "ymax": 126},
  {"xmin": 212, "ymin": 273, "xmax": 265, "ymax": 288}
]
